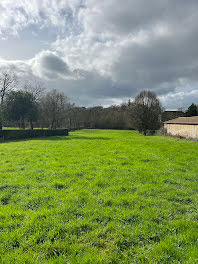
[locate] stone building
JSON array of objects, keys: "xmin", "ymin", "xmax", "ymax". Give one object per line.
[{"xmin": 164, "ymin": 116, "xmax": 198, "ymax": 138}]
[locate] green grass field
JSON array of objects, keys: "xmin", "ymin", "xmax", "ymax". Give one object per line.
[{"xmin": 0, "ymin": 130, "xmax": 198, "ymax": 263}]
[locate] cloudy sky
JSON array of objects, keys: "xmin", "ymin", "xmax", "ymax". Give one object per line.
[{"xmin": 0, "ymin": 0, "xmax": 198, "ymax": 109}]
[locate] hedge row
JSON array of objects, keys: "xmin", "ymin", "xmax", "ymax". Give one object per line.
[{"xmin": 0, "ymin": 129, "xmax": 68, "ymax": 140}]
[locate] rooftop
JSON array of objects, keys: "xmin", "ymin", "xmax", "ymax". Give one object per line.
[{"xmin": 164, "ymin": 116, "xmax": 198, "ymax": 125}]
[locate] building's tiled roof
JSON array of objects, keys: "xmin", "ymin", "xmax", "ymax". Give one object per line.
[{"xmin": 164, "ymin": 116, "xmax": 198, "ymax": 125}]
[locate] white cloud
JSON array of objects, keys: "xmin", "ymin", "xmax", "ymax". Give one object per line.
[
  {"xmin": 0, "ymin": 0, "xmax": 82, "ymax": 37},
  {"xmin": 0, "ymin": 58, "xmax": 31, "ymax": 77}
]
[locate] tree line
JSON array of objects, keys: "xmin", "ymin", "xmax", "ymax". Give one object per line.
[{"xmin": 1, "ymin": 71, "xmax": 195, "ymax": 134}]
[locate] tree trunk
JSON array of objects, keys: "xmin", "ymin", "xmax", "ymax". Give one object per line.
[
  {"xmin": 20, "ymin": 117, "xmax": 25, "ymax": 129},
  {"xmin": 68, "ymin": 118, "xmax": 71, "ymax": 130},
  {"xmin": 30, "ymin": 120, "xmax": 34, "ymax": 130},
  {"xmin": 17, "ymin": 121, "xmax": 20, "ymax": 129}
]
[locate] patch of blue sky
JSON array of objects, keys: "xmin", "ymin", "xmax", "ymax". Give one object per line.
[{"xmin": 0, "ymin": 25, "xmax": 51, "ymax": 60}]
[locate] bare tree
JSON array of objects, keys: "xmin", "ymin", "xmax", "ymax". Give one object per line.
[
  {"xmin": 23, "ymin": 79, "xmax": 45, "ymax": 129},
  {"xmin": 24, "ymin": 79, "xmax": 45, "ymax": 101},
  {"xmin": 0, "ymin": 72, "xmax": 18, "ymax": 103},
  {"xmin": 0, "ymin": 72, "xmax": 18, "ymax": 129},
  {"xmin": 67, "ymin": 106, "xmax": 87, "ymax": 130},
  {"xmin": 84, "ymin": 104, "xmax": 132, "ymax": 130},
  {"xmin": 130, "ymin": 90, "xmax": 163, "ymax": 135},
  {"xmin": 39, "ymin": 89, "xmax": 70, "ymax": 129}
]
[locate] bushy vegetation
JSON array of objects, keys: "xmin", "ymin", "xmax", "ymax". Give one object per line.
[
  {"xmin": 0, "ymin": 130, "xmax": 198, "ymax": 263},
  {"xmin": 0, "ymin": 129, "xmax": 68, "ymax": 140},
  {"xmin": 0, "ymin": 71, "xmax": 163, "ymax": 132}
]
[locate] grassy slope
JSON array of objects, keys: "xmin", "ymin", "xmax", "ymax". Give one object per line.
[{"xmin": 0, "ymin": 130, "xmax": 198, "ymax": 264}]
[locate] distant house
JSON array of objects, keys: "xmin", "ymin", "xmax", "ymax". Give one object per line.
[{"xmin": 164, "ymin": 116, "xmax": 198, "ymax": 138}]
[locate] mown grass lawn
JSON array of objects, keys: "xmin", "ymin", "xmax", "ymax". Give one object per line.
[{"xmin": 0, "ymin": 129, "xmax": 198, "ymax": 263}]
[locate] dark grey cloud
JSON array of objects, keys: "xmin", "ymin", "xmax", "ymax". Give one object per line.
[
  {"xmin": 30, "ymin": 51, "xmax": 75, "ymax": 79},
  {"xmin": 45, "ymin": 74, "xmax": 127, "ymax": 106},
  {"xmin": 111, "ymin": 18, "xmax": 198, "ymax": 97},
  {"xmin": 39, "ymin": 52, "xmax": 70, "ymax": 75},
  {"xmin": 1, "ymin": 0, "xmax": 198, "ymax": 109}
]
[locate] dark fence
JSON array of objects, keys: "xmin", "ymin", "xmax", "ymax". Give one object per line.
[{"xmin": 0, "ymin": 129, "xmax": 68, "ymax": 141}]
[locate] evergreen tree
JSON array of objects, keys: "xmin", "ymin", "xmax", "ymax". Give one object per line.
[{"xmin": 186, "ymin": 103, "xmax": 198, "ymax": 116}]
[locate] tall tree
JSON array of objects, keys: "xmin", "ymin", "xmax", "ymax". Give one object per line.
[
  {"xmin": 131, "ymin": 90, "xmax": 163, "ymax": 135},
  {"xmin": 0, "ymin": 72, "xmax": 18, "ymax": 129},
  {"xmin": 23, "ymin": 79, "xmax": 45, "ymax": 129},
  {"xmin": 23, "ymin": 79, "xmax": 45, "ymax": 101},
  {"xmin": 2, "ymin": 90, "xmax": 38, "ymax": 129},
  {"xmin": 40, "ymin": 89, "xmax": 69, "ymax": 129},
  {"xmin": 186, "ymin": 103, "xmax": 198, "ymax": 117}
]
